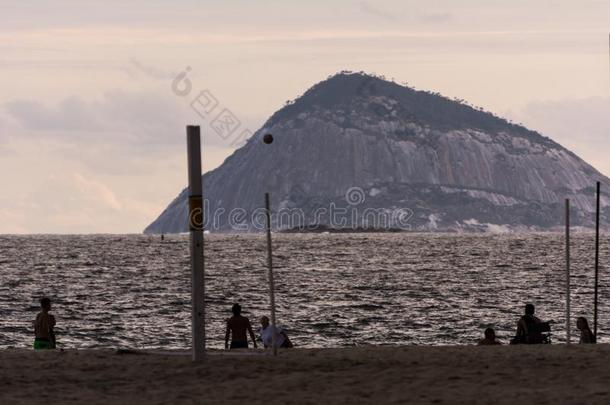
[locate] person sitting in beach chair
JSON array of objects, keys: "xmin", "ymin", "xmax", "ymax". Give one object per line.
[
  {"xmin": 225, "ymin": 303, "xmax": 258, "ymax": 350},
  {"xmin": 33, "ymin": 297, "xmax": 56, "ymax": 350},
  {"xmin": 259, "ymin": 316, "xmax": 293, "ymax": 349},
  {"xmin": 511, "ymin": 303, "xmax": 550, "ymax": 344},
  {"xmin": 577, "ymin": 317, "xmax": 596, "ymax": 344},
  {"xmin": 478, "ymin": 327, "xmax": 501, "ymax": 345}
]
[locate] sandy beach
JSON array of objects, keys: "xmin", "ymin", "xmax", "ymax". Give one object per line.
[{"xmin": 2, "ymin": 344, "xmax": 609, "ymax": 404}]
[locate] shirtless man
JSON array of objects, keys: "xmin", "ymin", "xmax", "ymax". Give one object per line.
[
  {"xmin": 514, "ymin": 303, "xmax": 544, "ymax": 344},
  {"xmin": 34, "ymin": 297, "xmax": 56, "ymax": 350},
  {"xmin": 225, "ymin": 303, "xmax": 257, "ymax": 350}
]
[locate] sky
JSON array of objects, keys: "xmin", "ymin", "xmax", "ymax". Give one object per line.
[{"xmin": 1, "ymin": 0, "xmax": 609, "ymax": 234}]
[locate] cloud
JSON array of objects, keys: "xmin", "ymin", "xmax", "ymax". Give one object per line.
[
  {"xmin": 358, "ymin": 1, "xmax": 453, "ymax": 24},
  {"xmin": 1, "ymin": 85, "xmax": 261, "ymax": 186},
  {"xmin": 516, "ymin": 97, "xmax": 610, "ymax": 144},
  {"xmin": 4, "ymin": 89, "xmax": 259, "ymax": 151},
  {"xmin": 6, "ymin": 97, "xmax": 99, "ymax": 131},
  {"xmin": 73, "ymin": 173, "xmax": 123, "ymax": 211},
  {"xmin": 0, "ymin": 111, "xmax": 20, "ymax": 150},
  {"xmin": 509, "ymin": 97, "xmax": 610, "ymax": 176},
  {"xmin": 419, "ymin": 12, "xmax": 453, "ymax": 23},
  {"xmin": 5, "ymin": 91, "xmax": 187, "ymax": 144},
  {"xmin": 0, "ymin": 208, "xmax": 29, "ymax": 234},
  {"xmin": 128, "ymin": 58, "xmax": 177, "ymax": 80},
  {"xmin": 0, "ymin": 149, "xmax": 173, "ymax": 233},
  {"xmin": 358, "ymin": 2, "xmax": 400, "ymax": 22}
]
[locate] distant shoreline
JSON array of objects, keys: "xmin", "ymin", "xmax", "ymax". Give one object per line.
[
  {"xmin": 143, "ymin": 226, "xmax": 605, "ymax": 235},
  {"xmin": 279, "ymin": 225, "xmax": 415, "ymax": 234}
]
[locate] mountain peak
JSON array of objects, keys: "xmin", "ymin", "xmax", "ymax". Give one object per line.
[
  {"xmin": 267, "ymin": 71, "xmax": 555, "ymax": 148},
  {"xmin": 145, "ymin": 72, "xmax": 608, "ymax": 234}
]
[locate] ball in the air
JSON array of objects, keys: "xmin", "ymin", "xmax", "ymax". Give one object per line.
[{"xmin": 263, "ymin": 133, "xmax": 274, "ymax": 144}]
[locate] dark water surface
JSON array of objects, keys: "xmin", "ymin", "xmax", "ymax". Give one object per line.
[{"xmin": 0, "ymin": 233, "xmax": 608, "ymax": 349}]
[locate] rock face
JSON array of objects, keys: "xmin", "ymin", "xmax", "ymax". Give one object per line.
[{"xmin": 145, "ymin": 72, "xmax": 609, "ymax": 234}]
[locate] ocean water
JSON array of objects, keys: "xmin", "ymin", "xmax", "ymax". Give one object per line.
[{"xmin": 0, "ymin": 233, "xmax": 608, "ymax": 349}]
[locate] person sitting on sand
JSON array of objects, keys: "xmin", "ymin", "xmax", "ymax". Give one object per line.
[
  {"xmin": 478, "ymin": 327, "xmax": 501, "ymax": 345},
  {"xmin": 34, "ymin": 297, "xmax": 56, "ymax": 350},
  {"xmin": 513, "ymin": 303, "xmax": 545, "ymax": 344},
  {"xmin": 225, "ymin": 303, "xmax": 257, "ymax": 350},
  {"xmin": 577, "ymin": 317, "xmax": 596, "ymax": 344},
  {"xmin": 259, "ymin": 316, "xmax": 293, "ymax": 349}
]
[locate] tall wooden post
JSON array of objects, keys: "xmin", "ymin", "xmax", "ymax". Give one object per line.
[
  {"xmin": 565, "ymin": 199, "xmax": 571, "ymax": 344},
  {"xmin": 594, "ymin": 181, "xmax": 601, "ymax": 339},
  {"xmin": 265, "ymin": 193, "xmax": 278, "ymax": 356},
  {"xmin": 187, "ymin": 125, "xmax": 205, "ymax": 361}
]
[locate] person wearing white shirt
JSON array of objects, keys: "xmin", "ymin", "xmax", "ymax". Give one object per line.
[{"xmin": 258, "ymin": 316, "xmax": 293, "ymax": 349}]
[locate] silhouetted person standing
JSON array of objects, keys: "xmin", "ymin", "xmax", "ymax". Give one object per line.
[
  {"xmin": 225, "ymin": 303, "xmax": 257, "ymax": 350},
  {"xmin": 34, "ymin": 297, "xmax": 56, "ymax": 350},
  {"xmin": 514, "ymin": 303, "xmax": 544, "ymax": 344},
  {"xmin": 577, "ymin": 317, "xmax": 596, "ymax": 344}
]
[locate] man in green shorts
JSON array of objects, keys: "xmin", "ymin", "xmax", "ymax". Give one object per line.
[{"xmin": 33, "ymin": 297, "xmax": 56, "ymax": 350}]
